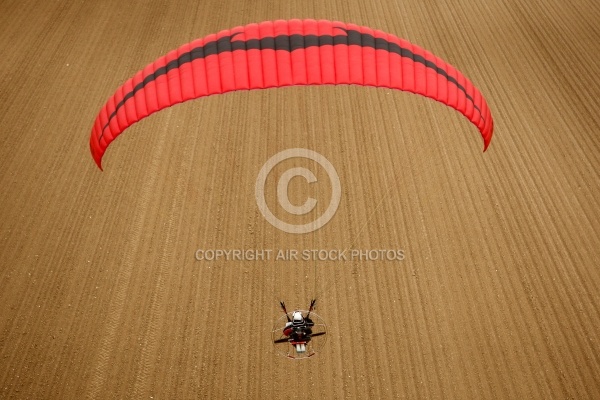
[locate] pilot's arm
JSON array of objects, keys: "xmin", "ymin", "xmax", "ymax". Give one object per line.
[{"xmin": 283, "ymin": 322, "xmax": 293, "ymax": 336}]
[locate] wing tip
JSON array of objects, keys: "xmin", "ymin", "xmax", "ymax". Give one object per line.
[
  {"xmin": 483, "ymin": 139, "xmax": 490, "ymax": 152},
  {"xmin": 94, "ymin": 156, "xmax": 104, "ymax": 171},
  {"xmin": 482, "ymin": 127, "xmax": 493, "ymax": 152}
]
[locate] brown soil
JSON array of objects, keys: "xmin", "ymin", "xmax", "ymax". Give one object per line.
[{"xmin": 1, "ymin": 0, "xmax": 599, "ymax": 398}]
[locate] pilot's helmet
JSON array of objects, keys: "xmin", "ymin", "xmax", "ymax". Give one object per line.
[{"xmin": 292, "ymin": 311, "xmax": 304, "ymax": 326}]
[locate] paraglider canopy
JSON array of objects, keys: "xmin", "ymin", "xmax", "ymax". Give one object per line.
[{"xmin": 90, "ymin": 19, "xmax": 493, "ymax": 169}]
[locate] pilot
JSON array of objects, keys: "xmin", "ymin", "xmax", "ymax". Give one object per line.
[{"xmin": 284, "ymin": 311, "xmax": 313, "ymax": 339}]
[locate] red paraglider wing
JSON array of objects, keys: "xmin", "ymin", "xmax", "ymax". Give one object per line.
[{"xmin": 90, "ymin": 19, "xmax": 494, "ymax": 169}]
